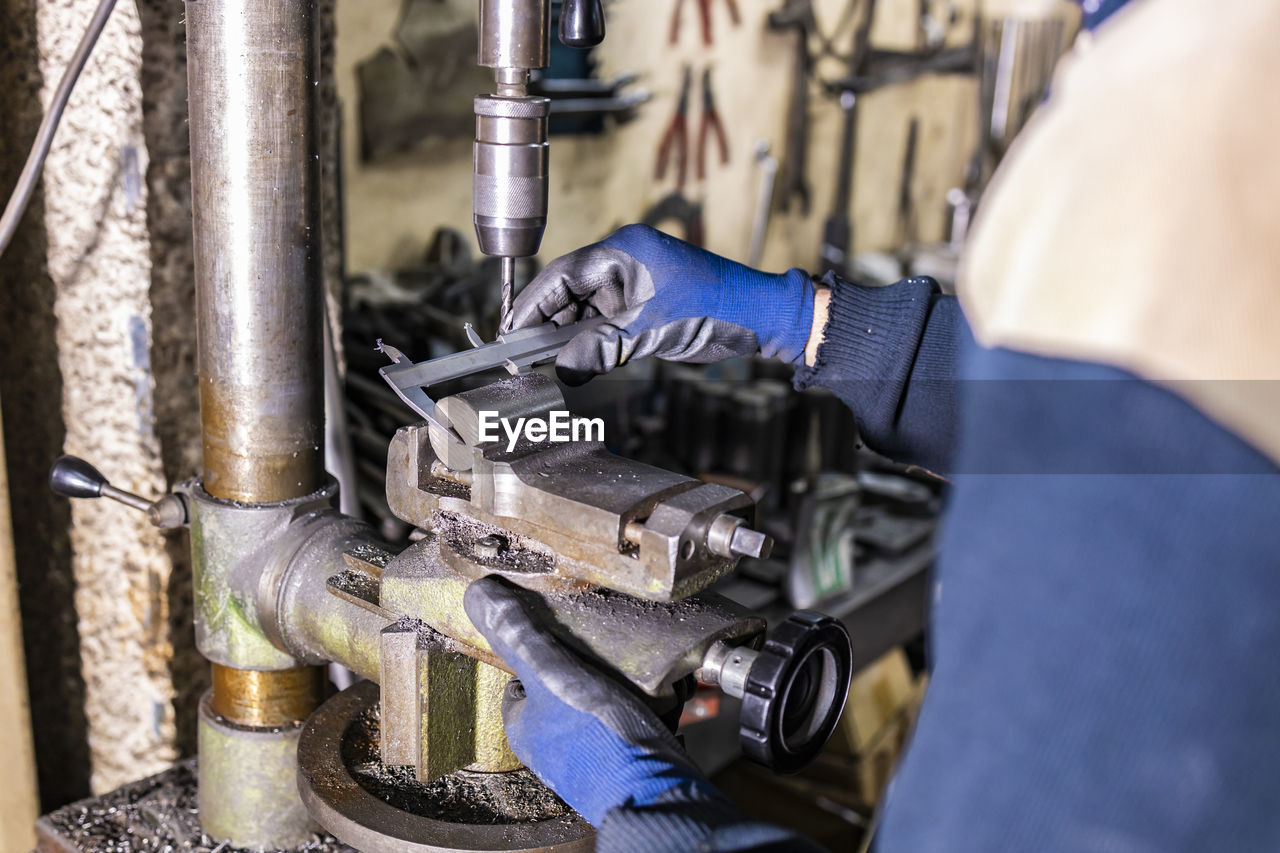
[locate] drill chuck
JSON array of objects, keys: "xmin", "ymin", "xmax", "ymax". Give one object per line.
[{"xmin": 473, "ymin": 95, "xmax": 550, "ymax": 259}]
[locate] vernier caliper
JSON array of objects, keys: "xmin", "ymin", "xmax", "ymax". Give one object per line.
[{"xmin": 377, "ymin": 317, "xmax": 608, "ymax": 447}]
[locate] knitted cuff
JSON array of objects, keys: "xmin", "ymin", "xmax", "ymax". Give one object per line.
[{"xmin": 794, "ymin": 272, "xmax": 939, "ymax": 391}]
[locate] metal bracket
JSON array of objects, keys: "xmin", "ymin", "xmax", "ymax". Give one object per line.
[{"xmin": 376, "ymin": 317, "xmax": 607, "ymax": 447}]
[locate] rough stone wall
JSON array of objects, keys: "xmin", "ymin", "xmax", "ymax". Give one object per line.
[{"xmin": 37, "ymin": 0, "xmax": 180, "ymax": 795}]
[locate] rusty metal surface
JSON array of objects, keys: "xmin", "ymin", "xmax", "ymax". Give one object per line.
[
  {"xmin": 210, "ymin": 663, "xmax": 322, "ymax": 728},
  {"xmin": 184, "ymin": 479, "xmax": 336, "ymax": 670},
  {"xmin": 297, "ymin": 681, "xmax": 592, "ymax": 853},
  {"xmin": 381, "ymin": 530, "xmax": 765, "ymax": 696},
  {"xmin": 272, "ymin": 517, "xmax": 398, "ymax": 680},
  {"xmin": 379, "ymin": 621, "xmax": 520, "ymax": 783},
  {"xmin": 186, "ymin": 0, "xmax": 329, "ymax": 839},
  {"xmin": 35, "ymin": 760, "xmax": 354, "ymax": 853},
  {"xmin": 197, "ymin": 693, "xmax": 318, "ymax": 849},
  {"xmin": 184, "ymin": 478, "xmax": 395, "ymax": 680}
]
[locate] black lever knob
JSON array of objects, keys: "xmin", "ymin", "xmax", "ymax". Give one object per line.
[
  {"xmin": 50, "ymin": 454, "xmax": 107, "ymax": 499},
  {"xmin": 559, "ymin": 0, "xmax": 605, "ymax": 48},
  {"xmin": 49, "ymin": 454, "xmax": 187, "ymax": 528},
  {"xmin": 738, "ymin": 612, "xmax": 853, "ymax": 774}
]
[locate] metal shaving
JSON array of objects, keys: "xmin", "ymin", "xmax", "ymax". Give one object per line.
[
  {"xmin": 342, "ymin": 705, "xmax": 569, "ymax": 824},
  {"xmin": 40, "ymin": 761, "xmax": 354, "ymax": 853},
  {"xmin": 328, "ymin": 568, "xmax": 380, "ymax": 604}
]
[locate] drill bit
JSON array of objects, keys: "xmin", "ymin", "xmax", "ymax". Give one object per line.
[{"xmin": 499, "ymin": 255, "xmax": 516, "ymax": 334}]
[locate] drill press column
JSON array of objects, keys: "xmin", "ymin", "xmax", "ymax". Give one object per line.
[{"xmin": 186, "ymin": 0, "xmax": 325, "ymax": 845}]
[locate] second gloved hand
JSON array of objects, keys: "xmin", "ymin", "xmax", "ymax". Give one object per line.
[
  {"xmin": 512, "ymin": 224, "xmax": 815, "ymax": 384},
  {"xmin": 462, "ymin": 576, "xmax": 708, "ymax": 826}
]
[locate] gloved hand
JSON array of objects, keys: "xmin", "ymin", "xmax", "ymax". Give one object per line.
[
  {"xmin": 462, "ymin": 575, "xmax": 707, "ymax": 825},
  {"xmin": 512, "ymin": 224, "xmax": 816, "ymax": 385}
]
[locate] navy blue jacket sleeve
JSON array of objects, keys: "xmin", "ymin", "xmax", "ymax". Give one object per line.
[
  {"xmin": 876, "ymin": 341, "xmax": 1280, "ymax": 851},
  {"xmin": 793, "ymin": 273, "xmax": 967, "ymax": 474}
]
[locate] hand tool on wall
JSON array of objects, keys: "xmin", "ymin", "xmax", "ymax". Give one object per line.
[
  {"xmin": 531, "ymin": 73, "xmax": 652, "ymax": 134},
  {"xmin": 670, "ymin": 0, "xmax": 741, "ymax": 46},
  {"xmin": 815, "ymin": 2, "xmax": 975, "ymax": 275},
  {"xmin": 896, "ymin": 116, "xmax": 920, "ymax": 249},
  {"xmin": 747, "ymin": 141, "xmax": 778, "ymax": 266},
  {"xmin": 817, "ymin": 0, "xmax": 876, "ymax": 275},
  {"xmin": 974, "ymin": 14, "xmax": 1067, "ymax": 194},
  {"xmin": 655, "ymin": 64, "xmax": 693, "ymax": 191},
  {"xmin": 643, "ymin": 191, "xmax": 706, "ymax": 246},
  {"xmin": 696, "ymin": 66, "xmax": 730, "ymax": 182},
  {"xmin": 917, "ymin": 0, "xmax": 958, "ymax": 50},
  {"xmin": 769, "ymin": 0, "xmax": 814, "ymax": 215},
  {"xmin": 818, "ymin": 89, "xmax": 858, "ymax": 275}
]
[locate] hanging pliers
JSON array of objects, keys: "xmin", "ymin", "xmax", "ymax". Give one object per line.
[
  {"xmin": 696, "ymin": 66, "xmax": 730, "ymax": 181},
  {"xmin": 655, "ymin": 65, "xmax": 693, "ymax": 190},
  {"xmin": 670, "ymin": 0, "xmax": 742, "ymax": 46}
]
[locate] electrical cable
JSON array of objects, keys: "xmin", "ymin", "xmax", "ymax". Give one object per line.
[{"xmin": 0, "ymin": 0, "xmax": 119, "ymax": 260}]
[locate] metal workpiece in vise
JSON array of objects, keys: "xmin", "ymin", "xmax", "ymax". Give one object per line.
[
  {"xmin": 474, "ymin": 0, "xmax": 604, "ymax": 332},
  {"xmin": 390, "ymin": 372, "xmax": 773, "ymax": 601}
]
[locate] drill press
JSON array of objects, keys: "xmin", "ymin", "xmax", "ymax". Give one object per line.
[
  {"xmin": 41, "ymin": 2, "xmax": 854, "ymax": 851},
  {"xmin": 473, "ymin": 0, "xmax": 605, "ymax": 332}
]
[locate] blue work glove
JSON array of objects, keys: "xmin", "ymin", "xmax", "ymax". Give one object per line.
[
  {"xmin": 512, "ymin": 224, "xmax": 816, "ymax": 385},
  {"xmin": 462, "ymin": 575, "xmax": 707, "ymax": 825}
]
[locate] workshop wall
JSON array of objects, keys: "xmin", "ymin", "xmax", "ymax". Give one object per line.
[{"xmin": 337, "ymin": 0, "xmax": 984, "ymax": 277}]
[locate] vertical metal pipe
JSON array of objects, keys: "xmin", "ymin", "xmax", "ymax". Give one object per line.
[
  {"xmin": 185, "ymin": 1, "xmax": 324, "ymax": 846},
  {"xmin": 188, "ymin": 0, "xmax": 324, "ymax": 505}
]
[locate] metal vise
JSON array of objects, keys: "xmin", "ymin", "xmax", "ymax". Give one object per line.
[{"xmin": 369, "ymin": 372, "xmax": 774, "ymax": 784}]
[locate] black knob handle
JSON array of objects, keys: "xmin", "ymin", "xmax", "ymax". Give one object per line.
[
  {"xmin": 559, "ymin": 0, "xmax": 605, "ymax": 48},
  {"xmin": 739, "ymin": 612, "xmax": 853, "ymax": 774},
  {"xmin": 50, "ymin": 455, "xmax": 107, "ymax": 499},
  {"xmin": 48, "ymin": 454, "xmax": 187, "ymax": 527}
]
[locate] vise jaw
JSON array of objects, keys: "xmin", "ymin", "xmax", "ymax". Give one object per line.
[{"xmin": 386, "ymin": 372, "xmax": 772, "ymax": 602}]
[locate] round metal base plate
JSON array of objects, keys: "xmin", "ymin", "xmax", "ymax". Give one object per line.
[{"xmin": 297, "ymin": 681, "xmax": 594, "ymax": 853}]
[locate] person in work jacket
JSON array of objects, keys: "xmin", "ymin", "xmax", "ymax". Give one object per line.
[{"xmin": 461, "ymin": 0, "xmax": 1280, "ymax": 849}]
